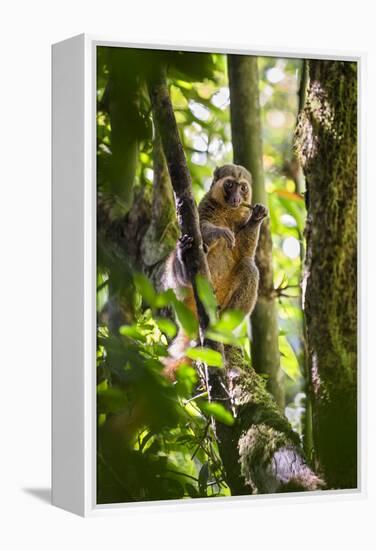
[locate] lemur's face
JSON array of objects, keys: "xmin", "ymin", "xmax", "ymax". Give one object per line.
[
  {"xmin": 222, "ymin": 176, "xmax": 252, "ymax": 208},
  {"xmin": 210, "ymin": 164, "xmax": 252, "ymax": 209}
]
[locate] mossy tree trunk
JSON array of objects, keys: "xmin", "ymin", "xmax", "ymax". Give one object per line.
[
  {"xmin": 297, "ymin": 59, "xmax": 314, "ymax": 462},
  {"xmin": 295, "ymin": 60, "xmax": 357, "ymax": 489},
  {"xmin": 148, "ymin": 68, "xmax": 324, "ymax": 494},
  {"xmin": 228, "ymin": 55, "xmax": 284, "ymax": 409}
]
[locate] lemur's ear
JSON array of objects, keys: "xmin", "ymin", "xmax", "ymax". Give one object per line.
[{"xmin": 211, "ymin": 166, "xmax": 222, "ymax": 187}]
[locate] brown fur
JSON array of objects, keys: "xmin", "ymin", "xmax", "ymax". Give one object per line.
[{"xmin": 163, "ymin": 164, "xmax": 268, "ymax": 379}]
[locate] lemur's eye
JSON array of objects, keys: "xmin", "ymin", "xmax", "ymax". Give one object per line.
[
  {"xmin": 241, "ymin": 184, "xmax": 247, "ymax": 193},
  {"xmin": 226, "ymin": 180, "xmax": 233, "ymax": 188}
]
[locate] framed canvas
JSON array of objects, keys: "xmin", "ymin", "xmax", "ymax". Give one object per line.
[{"xmin": 52, "ymin": 34, "xmax": 365, "ymax": 517}]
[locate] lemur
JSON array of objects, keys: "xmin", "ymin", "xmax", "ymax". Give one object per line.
[{"xmin": 162, "ymin": 163, "xmax": 268, "ymax": 379}]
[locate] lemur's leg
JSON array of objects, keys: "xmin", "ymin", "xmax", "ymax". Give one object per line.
[{"xmin": 223, "ymin": 258, "xmax": 259, "ymax": 316}]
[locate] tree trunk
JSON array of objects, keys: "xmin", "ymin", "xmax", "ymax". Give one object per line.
[
  {"xmin": 148, "ymin": 67, "xmax": 324, "ymax": 494},
  {"xmin": 228, "ymin": 55, "xmax": 284, "ymax": 409},
  {"xmin": 140, "ymin": 130, "xmax": 180, "ymax": 289},
  {"xmin": 224, "ymin": 346, "xmax": 324, "ymax": 493},
  {"xmin": 296, "ymin": 59, "xmax": 314, "ymax": 462},
  {"xmin": 295, "ymin": 60, "xmax": 357, "ymax": 489},
  {"xmin": 106, "ymin": 49, "xmax": 141, "ymax": 211}
]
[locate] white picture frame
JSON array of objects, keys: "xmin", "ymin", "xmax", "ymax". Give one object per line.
[{"xmin": 52, "ymin": 34, "xmax": 366, "ymax": 517}]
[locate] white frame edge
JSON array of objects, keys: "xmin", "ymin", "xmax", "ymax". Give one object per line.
[
  {"xmin": 51, "ymin": 33, "xmax": 366, "ymax": 517},
  {"xmin": 52, "ymin": 34, "xmax": 86, "ymax": 516}
]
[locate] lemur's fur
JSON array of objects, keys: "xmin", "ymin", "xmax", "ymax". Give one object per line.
[{"xmin": 163, "ymin": 164, "xmax": 268, "ymax": 379}]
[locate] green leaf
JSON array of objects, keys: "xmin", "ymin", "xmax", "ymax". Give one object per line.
[
  {"xmin": 195, "ymin": 274, "xmax": 217, "ymax": 324},
  {"xmin": 176, "ymin": 434, "xmax": 198, "ymax": 446},
  {"xmin": 97, "ymin": 387, "xmax": 128, "ymax": 414},
  {"xmin": 154, "ymin": 289, "xmax": 176, "ymax": 308},
  {"xmin": 169, "ymin": 52, "xmax": 216, "ymax": 82},
  {"xmin": 198, "ymin": 401, "xmax": 235, "ymax": 426},
  {"xmin": 205, "ymin": 329, "xmax": 240, "ymax": 346},
  {"xmin": 214, "ymin": 309, "xmax": 244, "ymax": 332},
  {"xmin": 176, "ymin": 364, "xmax": 198, "ymax": 385},
  {"xmin": 173, "ymin": 300, "xmax": 198, "ymax": 339},
  {"xmin": 151, "ymin": 343, "xmax": 169, "ymax": 357},
  {"xmin": 175, "ymin": 364, "xmax": 198, "ymax": 396},
  {"xmin": 133, "ymin": 273, "xmax": 156, "ymax": 307},
  {"xmin": 185, "ymin": 346, "xmax": 223, "ymax": 367},
  {"xmin": 119, "ymin": 325, "xmax": 146, "ymax": 342},
  {"xmin": 156, "ymin": 318, "xmax": 177, "ymax": 339},
  {"xmin": 139, "ymin": 430, "xmax": 155, "ymax": 452}
]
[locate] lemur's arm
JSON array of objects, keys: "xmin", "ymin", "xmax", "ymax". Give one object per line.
[
  {"xmin": 201, "ymin": 221, "xmax": 236, "ymax": 250},
  {"xmin": 236, "ymin": 203, "xmax": 268, "ymax": 256}
]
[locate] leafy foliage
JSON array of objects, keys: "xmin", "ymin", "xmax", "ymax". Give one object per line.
[
  {"xmin": 97, "ymin": 272, "xmax": 238, "ymax": 503},
  {"xmin": 96, "ymin": 46, "xmax": 308, "ymax": 503}
]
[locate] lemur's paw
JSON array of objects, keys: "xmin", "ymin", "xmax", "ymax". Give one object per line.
[
  {"xmin": 251, "ymin": 203, "xmax": 268, "ymax": 223},
  {"xmin": 178, "ymin": 234, "xmax": 194, "ymax": 257},
  {"xmin": 217, "ymin": 227, "xmax": 236, "ymax": 249}
]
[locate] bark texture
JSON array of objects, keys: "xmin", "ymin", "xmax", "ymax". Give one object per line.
[
  {"xmin": 149, "ymin": 68, "xmax": 324, "ymax": 494},
  {"xmin": 295, "ymin": 60, "xmax": 357, "ymax": 488},
  {"xmin": 228, "ymin": 55, "xmax": 284, "ymax": 409},
  {"xmin": 226, "ymin": 347, "xmax": 324, "ymax": 492},
  {"xmin": 140, "ymin": 131, "xmax": 180, "ymax": 289}
]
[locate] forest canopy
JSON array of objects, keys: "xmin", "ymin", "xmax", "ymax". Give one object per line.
[{"xmin": 96, "ymin": 47, "xmax": 357, "ymax": 503}]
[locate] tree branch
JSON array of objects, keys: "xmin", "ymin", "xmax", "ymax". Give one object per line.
[{"xmin": 148, "ymin": 68, "xmax": 212, "ymax": 337}]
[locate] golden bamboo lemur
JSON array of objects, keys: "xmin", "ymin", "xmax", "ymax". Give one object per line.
[{"xmin": 163, "ymin": 164, "xmax": 268, "ymax": 379}]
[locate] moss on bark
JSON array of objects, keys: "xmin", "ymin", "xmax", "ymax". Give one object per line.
[
  {"xmin": 295, "ymin": 60, "xmax": 357, "ymax": 488},
  {"xmin": 224, "ymin": 346, "xmax": 324, "ymax": 492}
]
